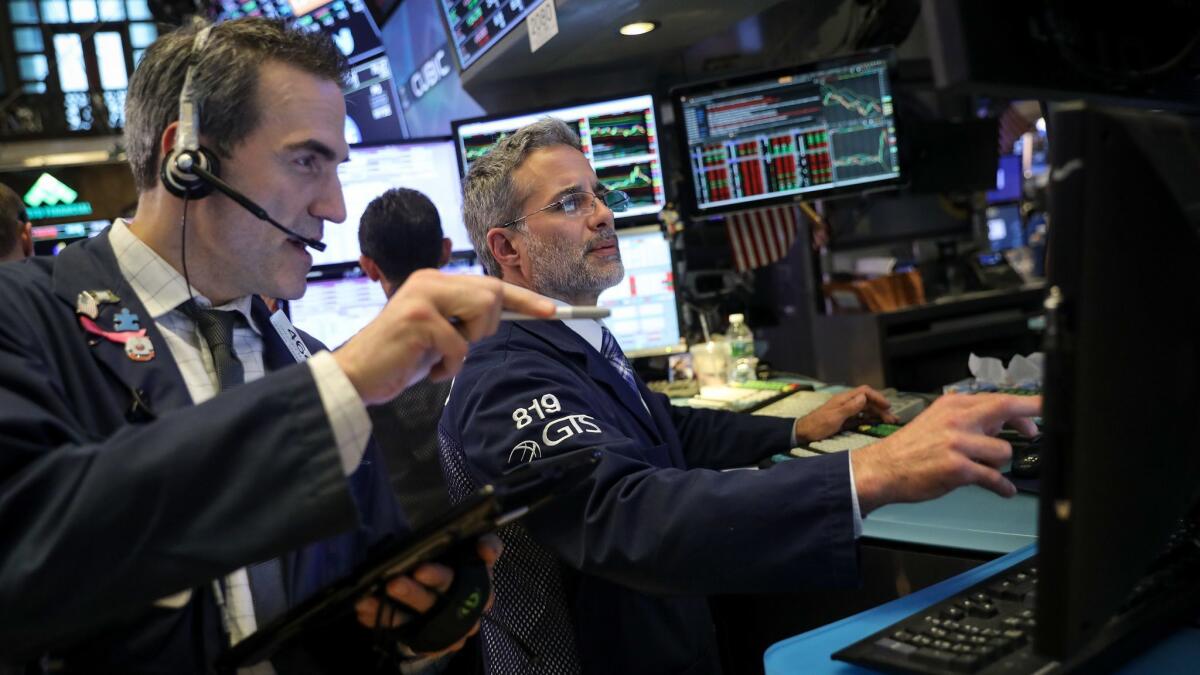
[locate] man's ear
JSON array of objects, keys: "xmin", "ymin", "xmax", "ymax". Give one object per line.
[
  {"xmin": 161, "ymin": 121, "xmax": 181, "ymax": 165},
  {"xmin": 486, "ymin": 227, "xmax": 524, "ymax": 278},
  {"xmin": 19, "ymin": 222, "xmax": 33, "ymax": 259},
  {"xmin": 439, "ymin": 237, "xmax": 452, "ymax": 267},
  {"xmin": 359, "ymin": 254, "xmax": 383, "ymax": 281}
]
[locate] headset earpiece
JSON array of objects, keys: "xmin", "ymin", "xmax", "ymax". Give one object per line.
[{"xmin": 161, "ymin": 146, "xmax": 220, "ymax": 199}]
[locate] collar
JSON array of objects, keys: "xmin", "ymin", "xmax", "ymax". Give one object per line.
[
  {"xmin": 110, "ymin": 218, "xmax": 259, "ymax": 334},
  {"xmin": 552, "ymin": 297, "xmax": 605, "ymax": 354}
]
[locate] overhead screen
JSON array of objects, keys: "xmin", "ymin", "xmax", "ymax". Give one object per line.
[
  {"xmin": 311, "ymin": 138, "xmax": 471, "ymax": 268},
  {"xmin": 597, "ymin": 225, "xmax": 685, "ymax": 357},
  {"xmin": 452, "ymin": 94, "xmax": 667, "ymax": 221},
  {"xmin": 214, "ymin": 0, "xmax": 407, "ymax": 144},
  {"xmin": 674, "ymin": 49, "xmax": 900, "ymax": 215},
  {"xmin": 439, "ymin": 0, "xmax": 544, "ymax": 71}
]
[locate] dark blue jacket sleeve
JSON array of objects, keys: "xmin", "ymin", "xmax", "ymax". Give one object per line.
[
  {"xmin": 451, "ymin": 353, "xmax": 859, "ymax": 597},
  {"xmin": 663, "ymin": 400, "xmax": 795, "ymax": 469},
  {"xmin": 0, "ymin": 318, "xmax": 358, "ymax": 653}
]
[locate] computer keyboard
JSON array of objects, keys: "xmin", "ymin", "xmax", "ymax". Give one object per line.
[
  {"xmin": 834, "ymin": 558, "xmax": 1050, "ymax": 674},
  {"xmin": 754, "ymin": 389, "xmax": 929, "ymax": 423},
  {"xmin": 686, "ymin": 385, "xmax": 793, "ymax": 412},
  {"xmin": 834, "ymin": 518, "xmax": 1200, "ymax": 674},
  {"xmin": 803, "ymin": 431, "xmax": 880, "ymax": 455}
]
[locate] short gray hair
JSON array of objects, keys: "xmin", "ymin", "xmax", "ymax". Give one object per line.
[
  {"xmin": 462, "ymin": 117, "xmax": 582, "ymax": 277},
  {"xmin": 124, "ymin": 17, "xmax": 348, "ymax": 193}
]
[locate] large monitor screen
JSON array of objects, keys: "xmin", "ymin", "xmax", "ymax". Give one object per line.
[
  {"xmin": 291, "ymin": 259, "xmax": 482, "ymax": 348},
  {"xmin": 312, "ymin": 138, "xmax": 470, "ymax": 268},
  {"xmin": 440, "ymin": 0, "xmax": 544, "ymax": 71},
  {"xmin": 597, "ymin": 225, "xmax": 685, "ymax": 358},
  {"xmin": 452, "ymin": 94, "xmax": 667, "ymax": 221},
  {"xmin": 674, "ymin": 49, "xmax": 901, "ymax": 215},
  {"xmin": 214, "ymin": 0, "xmax": 407, "ymax": 144}
]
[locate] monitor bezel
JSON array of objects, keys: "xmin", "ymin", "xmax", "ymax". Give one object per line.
[
  {"xmin": 670, "ymin": 46, "xmax": 903, "ymax": 219},
  {"xmin": 604, "ymin": 224, "xmax": 688, "ymax": 359},
  {"xmin": 449, "ymin": 92, "xmax": 669, "ymax": 226}
]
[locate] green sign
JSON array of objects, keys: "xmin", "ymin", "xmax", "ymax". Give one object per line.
[{"xmin": 22, "ymin": 173, "xmax": 92, "ymax": 220}]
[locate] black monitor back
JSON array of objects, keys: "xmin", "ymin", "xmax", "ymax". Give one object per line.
[{"xmin": 1037, "ymin": 102, "xmax": 1200, "ymax": 660}]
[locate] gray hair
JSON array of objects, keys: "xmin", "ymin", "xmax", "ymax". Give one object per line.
[
  {"xmin": 462, "ymin": 117, "xmax": 582, "ymax": 277},
  {"xmin": 124, "ymin": 17, "xmax": 348, "ymax": 193}
]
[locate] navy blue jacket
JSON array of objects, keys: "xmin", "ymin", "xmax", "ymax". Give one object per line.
[
  {"xmin": 0, "ymin": 232, "xmax": 406, "ymax": 671},
  {"xmin": 439, "ymin": 320, "xmax": 859, "ymax": 675}
]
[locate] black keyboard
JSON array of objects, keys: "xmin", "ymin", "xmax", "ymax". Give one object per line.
[
  {"xmin": 833, "ymin": 559, "xmax": 1052, "ymax": 674},
  {"xmin": 834, "ymin": 517, "xmax": 1200, "ymax": 674}
]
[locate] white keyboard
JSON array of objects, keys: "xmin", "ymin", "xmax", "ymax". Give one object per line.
[
  {"xmin": 806, "ymin": 431, "xmax": 880, "ymax": 454},
  {"xmin": 686, "ymin": 386, "xmax": 781, "ymax": 412},
  {"xmin": 753, "ymin": 391, "xmax": 834, "ymax": 419}
]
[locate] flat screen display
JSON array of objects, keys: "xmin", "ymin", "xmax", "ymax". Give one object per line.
[
  {"xmin": 452, "ymin": 94, "xmax": 667, "ymax": 221},
  {"xmin": 440, "ymin": 0, "xmax": 544, "ymax": 71},
  {"xmin": 312, "ymin": 138, "xmax": 470, "ymax": 268},
  {"xmin": 597, "ymin": 225, "xmax": 685, "ymax": 357},
  {"xmin": 674, "ymin": 49, "xmax": 901, "ymax": 214}
]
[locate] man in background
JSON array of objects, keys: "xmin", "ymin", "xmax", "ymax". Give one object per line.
[
  {"xmin": 0, "ymin": 183, "xmax": 33, "ymax": 262},
  {"xmin": 359, "ymin": 187, "xmax": 454, "ymax": 526}
]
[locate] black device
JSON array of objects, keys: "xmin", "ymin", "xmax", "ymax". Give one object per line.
[
  {"xmin": 671, "ymin": 48, "xmax": 901, "ymax": 217},
  {"xmin": 832, "ymin": 103, "xmax": 1200, "ymax": 673},
  {"xmin": 219, "ymin": 448, "xmax": 601, "ymax": 669},
  {"xmin": 159, "ymin": 24, "xmax": 327, "ymax": 252},
  {"xmin": 968, "ymin": 252, "xmax": 1025, "ymax": 291}
]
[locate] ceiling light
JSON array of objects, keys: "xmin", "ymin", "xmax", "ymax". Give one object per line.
[{"xmin": 619, "ymin": 21, "xmax": 659, "ymax": 36}]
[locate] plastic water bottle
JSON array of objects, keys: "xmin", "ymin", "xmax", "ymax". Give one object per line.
[{"xmin": 727, "ymin": 313, "xmax": 756, "ymax": 383}]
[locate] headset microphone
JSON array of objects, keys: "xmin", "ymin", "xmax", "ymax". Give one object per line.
[{"xmin": 160, "ymin": 24, "xmax": 327, "ymax": 253}]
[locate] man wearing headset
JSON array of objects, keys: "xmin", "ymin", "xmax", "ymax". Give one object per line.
[{"xmin": 0, "ymin": 17, "xmax": 551, "ymax": 672}]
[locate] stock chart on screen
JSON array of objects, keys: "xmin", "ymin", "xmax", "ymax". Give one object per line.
[
  {"xmin": 676, "ymin": 50, "xmax": 900, "ymax": 213},
  {"xmin": 453, "ymin": 94, "xmax": 667, "ymax": 220},
  {"xmin": 441, "ymin": 0, "xmax": 544, "ymax": 71}
]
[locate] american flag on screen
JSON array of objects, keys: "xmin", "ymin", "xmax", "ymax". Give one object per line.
[{"xmin": 723, "ymin": 204, "xmax": 803, "ymax": 272}]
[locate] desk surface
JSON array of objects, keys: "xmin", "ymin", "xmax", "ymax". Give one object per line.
[
  {"xmin": 764, "ymin": 545, "xmax": 1200, "ymax": 674},
  {"xmin": 861, "ymin": 486, "xmax": 1038, "ymax": 554}
]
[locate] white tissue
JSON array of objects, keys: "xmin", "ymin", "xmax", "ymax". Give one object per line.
[{"xmin": 968, "ymin": 352, "xmax": 1044, "ymax": 388}]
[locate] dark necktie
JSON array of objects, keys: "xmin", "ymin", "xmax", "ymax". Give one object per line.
[
  {"xmin": 178, "ymin": 300, "xmax": 288, "ymax": 627},
  {"xmin": 600, "ymin": 326, "xmax": 640, "ymax": 398}
]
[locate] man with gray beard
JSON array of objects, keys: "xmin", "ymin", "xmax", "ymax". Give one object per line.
[{"xmin": 438, "ymin": 118, "xmax": 1040, "ymax": 674}]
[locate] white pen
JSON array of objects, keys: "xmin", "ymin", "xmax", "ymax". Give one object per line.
[{"xmin": 500, "ymin": 306, "xmax": 611, "ymax": 321}]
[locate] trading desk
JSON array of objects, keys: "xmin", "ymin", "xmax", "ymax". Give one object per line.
[
  {"xmin": 764, "ymin": 545, "xmax": 1200, "ymax": 674},
  {"xmin": 862, "ymin": 485, "xmax": 1037, "ymax": 554}
]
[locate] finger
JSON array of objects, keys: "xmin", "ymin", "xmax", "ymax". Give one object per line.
[
  {"xmin": 385, "ymin": 574, "xmax": 441, "ymax": 613},
  {"xmin": 411, "ymin": 562, "xmax": 455, "ymax": 595},
  {"xmin": 966, "ymin": 461, "xmax": 1017, "ymax": 498},
  {"xmin": 1005, "ymin": 416, "xmax": 1040, "ymax": 438},
  {"xmin": 355, "ymin": 595, "xmax": 413, "ymax": 628},
  {"xmin": 453, "ymin": 283, "xmax": 505, "ymax": 343},
  {"xmin": 973, "ymin": 395, "xmax": 1042, "ymax": 433},
  {"xmin": 423, "ymin": 317, "xmax": 471, "ymax": 382},
  {"xmin": 856, "ymin": 386, "xmax": 892, "ymax": 411},
  {"xmin": 499, "ymin": 282, "xmax": 556, "ymax": 317},
  {"xmin": 477, "ymin": 534, "xmax": 503, "ymax": 565},
  {"xmin": 954, "ymin": 432, "xmax": 1013, "ymax": 469}
]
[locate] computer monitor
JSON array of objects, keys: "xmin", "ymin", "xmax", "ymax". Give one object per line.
[
  {"xmin": 288, "ymin": 270, "xmax": 387, "ymax": 349},
  {"xmin": 987, "ymin": 154, "xmax": 1023, "ymax": 204},
  {"xmin": 984, "ymin": 204, "xmax": 1024, "ymax": 252},
  {"xmin": 451, "ymin": 94, "xmax": 667, "ymax": 221},
  {"xmin": 30, "ymin": 219, "xmax": 109, "ymax": 256},
  {"xmin": 312, "ymin": 138, "xmax": 469, "ymax": 268},
  {"xmin": 597, "ymin": 225, "xmax": 686, "ymax": 358},
  {"xmin": 214, "ymin": 0, "xmax": 407, "ymax": 144},
  {"xmin": 439, "ymin": 0, "xmax": 544, "ymax": 71},
  {"xmin": 672, "ymin": 48, "xmax": 901, "ymax": 216},
  {"xmin": 1036, "ymin": 103, "xmax": 1200, "ymax": 664}
]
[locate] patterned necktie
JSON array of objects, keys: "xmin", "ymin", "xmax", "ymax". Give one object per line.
[
  {"xmin": 600, "ymin": 326, "xmax": 640, "ymax": 398},
  {"xmin": 178, "ymin": 300, "xmax": 288, "ymax": 626}
]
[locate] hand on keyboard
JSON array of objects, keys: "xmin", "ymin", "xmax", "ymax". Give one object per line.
[
  {"xmin": 849, "ymin": 393, "xmax": 1041, "ymax": 515},
  {"xmin": 793, "ymin": 385, "xmax": 899, "ymax": 444}
]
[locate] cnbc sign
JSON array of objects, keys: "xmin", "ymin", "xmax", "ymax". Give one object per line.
[{"xmin": 23, "ymin": 173, "xmax": 93, "ymax": 220}]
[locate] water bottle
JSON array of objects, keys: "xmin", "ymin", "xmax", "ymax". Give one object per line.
[{"xmin": 727, "ymin": 313, "xmax": 756, "ymax": 383}]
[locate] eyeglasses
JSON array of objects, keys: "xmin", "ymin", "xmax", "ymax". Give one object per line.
[{"xmin": 499, "ymin": 190, "xmax": 631, "ymax": 229}]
